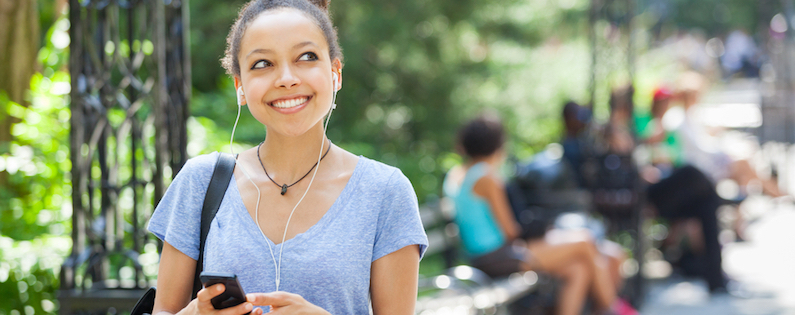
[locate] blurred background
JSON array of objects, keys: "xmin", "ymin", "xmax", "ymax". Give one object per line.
[{"xmin": 1, "ymin": 0, "xmax": 795, "ymax": 314}]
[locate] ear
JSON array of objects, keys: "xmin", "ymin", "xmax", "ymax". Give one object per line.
[
  {"xmin": 331, "ymin": 59, "xmax": 342, "ymax": 92},
  {"xmin": 234, "ymin": 77, "xmax": 247, "ymax": 106}
]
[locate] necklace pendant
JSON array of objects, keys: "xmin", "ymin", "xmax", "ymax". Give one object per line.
[{"xmin": 281, "ymin": 184, "xmax": 288, "ymax": 195}]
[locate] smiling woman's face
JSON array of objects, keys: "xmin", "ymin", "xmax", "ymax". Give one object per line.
[{"xmin": 236, "ymin": 8, "xmax": 340, "ymax": 138}]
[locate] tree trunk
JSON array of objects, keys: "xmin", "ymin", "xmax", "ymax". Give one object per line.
[
  {"xmin": 0, "ymin": 0, "xmax": 39, "ymax": 185},
  {"xmin": 0, "ymin": 0, "xmax": 39, "ymax": 150}
]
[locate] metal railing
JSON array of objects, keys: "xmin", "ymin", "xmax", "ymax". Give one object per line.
[{"xmin": 60, "ymin": 0, "xmax": 190, "ymax": 313}]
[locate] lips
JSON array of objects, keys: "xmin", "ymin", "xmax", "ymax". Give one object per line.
[{"xmin": 270, "ymin": 96, "xmax": 310, "ymax": 109}]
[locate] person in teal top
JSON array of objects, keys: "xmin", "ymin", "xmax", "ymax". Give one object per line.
[
  {"xmin": 444, "ymin": 114, "xmax": 636, "ymax": 315},
  {"xmin": 446, "ymin": 161, "xmax": 506, "ymax": 256}
]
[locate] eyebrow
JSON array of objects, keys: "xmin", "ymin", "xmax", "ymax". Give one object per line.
[{"xmin": 245, "ymin": 41, "xmax": 319, "ymax": 59}]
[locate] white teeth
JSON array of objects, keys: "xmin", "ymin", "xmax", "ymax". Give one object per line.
[{"xmin": 271, "ymin": 97, "xmax": 308, "ymax": 109}]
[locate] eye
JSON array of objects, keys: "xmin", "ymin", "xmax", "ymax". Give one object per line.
[
  {"xmin": 298, "ymin": 52, "xmax": 318, "ymax": 61},
  {"xmin": 251, "ymin": 60, "xmax": 271, "ymax": 69}
]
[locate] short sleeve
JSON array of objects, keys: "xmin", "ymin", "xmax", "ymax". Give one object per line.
[
  {"xmin": 372, "ymin": 169, "xmax": 429, "ymax": 262},
  {"xmin": 147, "ymin": 153, "xmax": 218, "ymax": 260}
]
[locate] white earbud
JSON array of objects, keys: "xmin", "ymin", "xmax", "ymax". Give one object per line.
[
  {"xmin": 331, "ymin": 72, "xmax": 339, "ymax": 110},
  {"xmin": 237, "ymin": 86, "xmax": 245, "ymax": 105}
]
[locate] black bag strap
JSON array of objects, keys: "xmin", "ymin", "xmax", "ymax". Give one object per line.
[{"xmin": 191, "ymin": 152, "xmax": 236, "ymax": 298}]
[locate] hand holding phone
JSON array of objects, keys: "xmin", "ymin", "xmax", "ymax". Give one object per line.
[{"xmin": 199, "ymin": 271, "xmax": 251, "ymax": 314}]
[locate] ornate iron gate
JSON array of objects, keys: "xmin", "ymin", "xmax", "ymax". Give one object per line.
[
  {"xmin": 60, "ymin": 0, "xmax": 190, "ymax": 312},
  {"xmin": 588, "ymin": 0, "xmax": 644, "ymax": 308},
  {"xmin": 589, "ymin": 0, "xmax": 635, "ymax": 110}
]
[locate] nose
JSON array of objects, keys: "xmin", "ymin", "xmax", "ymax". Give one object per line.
[{"xmin": 274, "ymin": 65, "xmax": 300, "ymax": 89}]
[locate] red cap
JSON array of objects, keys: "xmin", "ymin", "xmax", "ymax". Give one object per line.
[{"xmin": 653, "ymin": 87, "xmax": 672, "ymax": 101}]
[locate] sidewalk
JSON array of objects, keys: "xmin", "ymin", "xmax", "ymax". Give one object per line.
[{"xmin": 640, "ymin": 198, "xmax": 795, "ymax": 315}]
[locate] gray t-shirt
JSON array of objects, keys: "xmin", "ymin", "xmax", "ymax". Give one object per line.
[{"xmin": 148, "ymin": 152, "xmax": 428, "ymax": 313}]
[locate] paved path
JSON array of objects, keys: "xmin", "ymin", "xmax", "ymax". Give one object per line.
[{"xmin": 640, "ymin": 197, "xmax": 795, "ymax": 315}]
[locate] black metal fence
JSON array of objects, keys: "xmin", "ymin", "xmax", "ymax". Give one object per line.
[{"xmin": 60, "ymin": 0, "xmax": 190, "ymax": 313}]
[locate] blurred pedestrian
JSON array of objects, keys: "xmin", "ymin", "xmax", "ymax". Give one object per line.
[
  {"xmin": 561, "ymin": 101, "xmax": 593, "ymax": 188},
  {"xmin": 638, "ymin": 83, "xmax": 727, "ymax": 293}
]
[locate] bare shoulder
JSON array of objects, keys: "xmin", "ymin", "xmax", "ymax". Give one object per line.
[
  {"xmin": 473, "ymin": 171, "xmax": 503, "ymax": 197},
  {"xmin": 334, "ymin": 144, "xmax": 360, "ymax": 175}
]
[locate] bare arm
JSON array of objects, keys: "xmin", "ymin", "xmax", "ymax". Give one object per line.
[
  {"xmin": 153, "ymin": 242, "xmax": 258, "ymax": 315},
  {"xmin": 153, "ymin": 241, "xmax": 196, "ymax": 314},
  {"xmin": 370, "ymin": 245, "xmax": 421, "ymax": 315},
  {"xmin": 473, "ymin": 174, "xmax": 520, "ymax": 240}
]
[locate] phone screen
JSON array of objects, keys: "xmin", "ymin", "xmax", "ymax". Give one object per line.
[{"xmin": 199, "ymin": 271, "xmax": 250, "ymax": 313}]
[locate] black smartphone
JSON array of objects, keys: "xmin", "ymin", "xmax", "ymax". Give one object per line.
[{"xmin": 199, "ymin": 271, "xmax": 250, "ymax": 314}]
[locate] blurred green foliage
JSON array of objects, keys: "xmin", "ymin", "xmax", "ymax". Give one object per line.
[
  {"xmin": 0, "ymin": 236, "xmax": 69, "ymax": 315},
  {"xmin": 0, "ymin": 12, "xmax": 71, "ymax": 314},
  {"xmin": 0, "ymin": 21, "xmax": 71, "ymax": 240}
]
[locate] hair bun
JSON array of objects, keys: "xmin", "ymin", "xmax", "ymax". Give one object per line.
[{"xmin": 307, "ymin": 0, "xmax": 328, "ymax": 11}]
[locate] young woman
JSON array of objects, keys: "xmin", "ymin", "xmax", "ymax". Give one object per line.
[
  {"xmin": 147, "ymin": 1, "xmax": 428, "ymax": 314},
  {"xmin": 444, "ymin": 114, "xmax": 633, "ymax": 315}
]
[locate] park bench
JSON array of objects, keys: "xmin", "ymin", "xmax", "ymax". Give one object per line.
[
  {"xmin": 415, "ymin": 198, "xmax": 544, "ymax": 314},
  {"xmin": 416, "ymin": 266, "xmax": 545, "ymax": 315}
]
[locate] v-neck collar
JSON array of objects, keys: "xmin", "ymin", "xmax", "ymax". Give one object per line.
[{"xmin": 229, "ymin": 156, "xmax": 366, "ymax": 249}]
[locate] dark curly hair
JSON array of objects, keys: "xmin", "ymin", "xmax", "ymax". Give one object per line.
[
  {"xmin": 221, "ymin": 0, "xmax": 344, "ymax": 77},
  {"xmin": 457, "ymin": 114, "xmax": 505, "ymax": 159}
]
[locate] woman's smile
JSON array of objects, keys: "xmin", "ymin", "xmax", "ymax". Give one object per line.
[{"xmin": 270, "ymin": 95, "xmax": 311, "ymax": 109}]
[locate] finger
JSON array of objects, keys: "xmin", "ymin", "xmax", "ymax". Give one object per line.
[
  {"xmin": 247, "ymin": 292, "xmax": 295, "ymax": 307},
  {"xmin": 217, "ymin": 301, "xmax": 253, "ymax": 315},
  {"xmin": 197, "ymin": 283, "xmax": 225, "ymax": 303}
]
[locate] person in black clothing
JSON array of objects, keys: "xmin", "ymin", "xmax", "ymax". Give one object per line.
[
  {"xmin": 639, "ymin": 87, "xmax": 727, "ymax": 293},
  {"xmin": 645, "ymin": 165, "xmax": 726, "ymax": 292}
]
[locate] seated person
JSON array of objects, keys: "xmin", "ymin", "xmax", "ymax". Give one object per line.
[
  {"xmin": 605, "ymin": 85, "xmax": 637, "ymax": 157},
  {"xmin": 637, "ymin": 86, "xmax": 681, "ymax": 176},
  {"xmin": 637, "ymin": 85, "xmax": 728, "ymax": 293},
  {"xmin": 561, "ymin": 101, "xmax": 593, "ymax": 188},
  {"xmin": 444, "ymin": 114, "xmax": 635, "ymax": 315},
  {"xmin": 591, "ymin": 86, "xmax": 641, "ymax": 214}
]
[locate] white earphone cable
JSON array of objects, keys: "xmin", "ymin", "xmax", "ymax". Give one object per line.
[
  {"xmin": 230, "ymin": 98, "xmax": 243, "ymax": 156},
  {"xmin": 265, "ymin": 109, "xmax": 332, "ymax": 290},
  {"xmin": 231, "ymin": 92, "xmax": 281, "ymax": 280},
  {"xmin": 233, "ymin": 74, "xmax": 339, "ymax": 291}
]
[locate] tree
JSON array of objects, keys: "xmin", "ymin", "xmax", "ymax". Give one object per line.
[
  {"xmin": 0, "ymin": 0, "xmax": 40, "ymax": 145},
  {"xmin": 0, "ymin": 0, "xmax": 39, "ymax": 191}
]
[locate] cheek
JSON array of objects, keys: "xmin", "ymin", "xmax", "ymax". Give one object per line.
[
  {"xmin": 300, "ymin": 68, "xmax": 332, "ymax": 93},
  {"xmin": 244, "ymin": 77, "xmax": 272, "ymax": 101}
]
